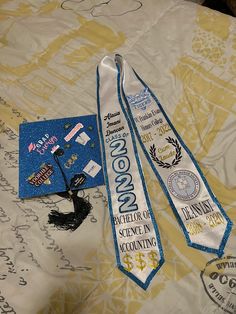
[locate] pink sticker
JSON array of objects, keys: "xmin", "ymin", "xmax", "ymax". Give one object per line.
[
  {"xmin": 64, "ymin": 123, "xmax": 84, "ymax": 142},
  {"xmin": 51, "ymin": 145, "xmax": 60, "ymax": 154},
  {"xmin": 28, "ymin": 143, "xmax": 36, "ymax": 152}
]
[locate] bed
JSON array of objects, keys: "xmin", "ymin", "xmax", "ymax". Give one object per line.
[{"xmin": 0, "ymin": 0, "xmax": 235, "ymax": 313}]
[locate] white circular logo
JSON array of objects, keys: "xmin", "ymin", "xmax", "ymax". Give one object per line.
[{"xmin": 167, "ymin": 170, "xmax": 200, "ymax": 201}]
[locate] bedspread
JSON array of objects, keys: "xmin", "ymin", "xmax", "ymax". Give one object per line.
[{"xmin": 0, "ymin": 0, "xmax": 235, "ymax": 313}]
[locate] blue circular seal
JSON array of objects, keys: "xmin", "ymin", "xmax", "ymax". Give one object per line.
[{"xmin": 167, "ymin": 170, "xmax": 200, "ymax": 201}]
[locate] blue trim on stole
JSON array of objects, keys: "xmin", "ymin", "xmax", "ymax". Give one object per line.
[
  {"xmin": 115, "ymin": 55, "xmax": 232, "ymax": 257},
  {"xmin": 97, "ymin": 66, "xmax": 164, "ymax": 290}
]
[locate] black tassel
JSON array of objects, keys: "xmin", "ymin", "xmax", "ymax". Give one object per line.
[
  {"xmin": 48, "ymin": 191, "xmax": 92, "ymax": 231},
  {"xmin": 48, "ymin": 150, "xmax": 92, "ymax": 231}
]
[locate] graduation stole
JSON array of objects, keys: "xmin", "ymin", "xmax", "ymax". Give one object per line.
[{"xmin": 96, "ymin": 54, "xmax": 232, "ymax": 290}]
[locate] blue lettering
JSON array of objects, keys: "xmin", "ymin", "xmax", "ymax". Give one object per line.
[
  {"xmin": 115, "ymin": 173, "xmax": 134, "ymax": 193},
  {"xmin": 110, "ymin": 138, "xmax": 138, "ymax": 213},
  {"xmin": 110, "ymin": 139, "xmax": 127, "ymax": 157},
  {"xmin": 112, "ymin": 156, "xmax": 130, "ymax": 173},
  {"xmin": 118, "ymin": 192, "xmax": 138, "ymax": 213}
]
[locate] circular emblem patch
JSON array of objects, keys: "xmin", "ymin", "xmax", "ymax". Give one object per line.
[
  {"xmin": 201, "ymin": 256, "xmax": 236, "ymax": 314},
  {"xmin": 167, "ymin": 170, "xmax": 200, "ymax": 201}
]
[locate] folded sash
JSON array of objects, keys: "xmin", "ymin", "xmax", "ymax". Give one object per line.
[{"xmin": 97, "ymin": 54, "xmax": 232, "ymax": 289}]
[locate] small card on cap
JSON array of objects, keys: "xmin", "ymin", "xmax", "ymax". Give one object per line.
[{"xmin": 19, "ymin": 115, "xmax": 104, "ymax": 198}]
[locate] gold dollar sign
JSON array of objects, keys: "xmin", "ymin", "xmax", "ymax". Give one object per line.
[
  {"xmin": 135, "ymin": 252, "xmax": 146, "ymax": 271},
  {"xmin": 148, "ymin": 251, "xmax": 159, "ymax": 269},
  {"xmin": 123, "ymin": 253, "xmax": 133, "ymax": 272}
]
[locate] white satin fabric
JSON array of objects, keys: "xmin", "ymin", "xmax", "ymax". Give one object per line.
[
  {"xmin": 97, "ymin": 54, "xmax": 232, "ymax": 289},
  {"xmin": 97, "ymin": 56, "xmax": 163, "ymax": 289}
]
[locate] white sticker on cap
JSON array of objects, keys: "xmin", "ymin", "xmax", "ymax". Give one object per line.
[{"xmin": 83, "ymin": 160, "xmax": 101, "ymax": 178}]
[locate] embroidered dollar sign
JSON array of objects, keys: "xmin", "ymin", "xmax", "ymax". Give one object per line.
[
  {"xmin": 97, "ymin": 54, "xmax": 232, "ymax": 290},
  {"xmin": 97, "ymin": 56, "xmax": 164, "ymax": 290}
]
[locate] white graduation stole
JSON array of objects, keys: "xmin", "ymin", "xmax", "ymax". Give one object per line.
[{"xmin": 97, "ymin": 55, "xmax": 232, "ymax": 290}]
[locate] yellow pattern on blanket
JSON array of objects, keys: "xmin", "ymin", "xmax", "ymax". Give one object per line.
[{"xmin": 0, "ymin": 1, "xmax": 235, "ymax": 314}]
